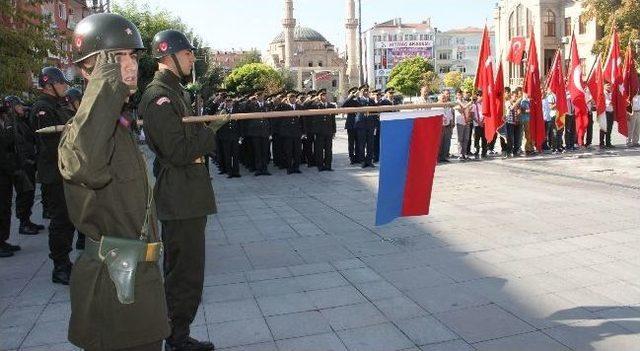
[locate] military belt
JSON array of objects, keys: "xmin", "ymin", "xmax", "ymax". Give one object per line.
[{"xmin": 85, "ymin": 237, "xmax": 162, "ymax": 263}]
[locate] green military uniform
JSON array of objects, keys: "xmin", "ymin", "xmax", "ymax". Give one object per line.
[
  {"xmin": 139, "ymin": 68, "xmax": 226, "ymax": 346},
  {"xmin": 59, "ymin": 61, "xmax": 170, "ymax": 350}
]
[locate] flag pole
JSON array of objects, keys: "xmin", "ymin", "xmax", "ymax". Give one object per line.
[{"xmin": 585, "ymin": 53, "xmax": 600, "ymax": 84}]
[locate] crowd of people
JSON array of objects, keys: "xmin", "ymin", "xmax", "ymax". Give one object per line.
[
  {"xmin": 201, "ymin": 84, "xmax": 397, "ymax": 177},
  {"xmin": 432, "ymin": 84, "xmax": 640, "ymax": 164}
]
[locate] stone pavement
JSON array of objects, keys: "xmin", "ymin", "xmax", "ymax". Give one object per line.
[{"xmin": 1, "ymin": 121, "xmax": 640, "ymax": 351}]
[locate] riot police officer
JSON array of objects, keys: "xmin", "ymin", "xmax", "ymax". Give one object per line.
[
  {"xmin": 0, "ymin": 103, "xmax": 21, "ymax": 257},
  {"xmin": 140, "ymin": 29, "xmax": 227, "ymax": 351},
  {"xmin": 31, "ymin": 66, "xmax": 76, "ymax": 284}
]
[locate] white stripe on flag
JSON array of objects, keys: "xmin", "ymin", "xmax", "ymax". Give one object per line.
[{"xmin": 380, "ymin": 109, "xmax": 446, "ymax": 121}]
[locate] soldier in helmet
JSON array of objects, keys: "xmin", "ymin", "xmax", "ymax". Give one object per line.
[
  {"xmin": 58, "ymin": 13, "xmax": 170, "ymax": 351},
  {"xmin": 30, "ymin": 66, "xmax": 76, "ymax": 284},
  {"xmin": 0, "ymin": 100, "xmax": 22, "ymax": 257},
  {"xmin": 139, "ymin": 29, "xmax": 228, "ymax": 351},
  {"xmin": 4, "ymin": 96, "xmax": 43, "ymax": 236}
]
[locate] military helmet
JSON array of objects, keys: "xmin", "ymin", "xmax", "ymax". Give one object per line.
[
  {"xmin": 4, "ymin": 95, "xmax": 24, "ymax": 109},
  {"xmin": 39, "ymin": 67, "xmax": 71, "ymax": 88},
  {"xmin": 72, "ymin": 13, "xmax": 144, "ymax": 63},
  {"xmin": 151, "ymin": 30, "xmax": 195, "ymax": 59},
  {"xmin": 65, "ymin": 87, "xmax": 83, "ymax": 104}
]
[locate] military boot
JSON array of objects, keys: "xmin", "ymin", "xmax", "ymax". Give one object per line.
[
  {"xmin": 52, "ymin": 263, "xmax": 72, "ymax": 285},
  {"xmin": 19, "ymin": 221, "xmax": 40, "ymax": 235},
  {"xmin": 26, "ymin": 219, "xmax": 45, "ymax": 231},
  {"xmin": 165, "ymin": 337, "xmax": 215, "ymax": 351}
]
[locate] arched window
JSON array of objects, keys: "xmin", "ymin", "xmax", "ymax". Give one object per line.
[
  {"xmin": 544, "ymin": 9, "xmax": 556, "ymax": 37},
  {"xmin": 509, "ymin": 4, "xmax": 532, "ymax": 39}
]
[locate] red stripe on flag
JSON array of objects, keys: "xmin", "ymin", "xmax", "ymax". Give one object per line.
[{"xmin": 401, "ymin": 116, "xmax": 443, "ymax": 217}]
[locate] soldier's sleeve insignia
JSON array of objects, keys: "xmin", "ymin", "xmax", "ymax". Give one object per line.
[
  {"xmin": 38, "ymin": 111, "xmax": 47, "ymax": 117},
  {"xmin": 156, "ymin": 97, "xmax": 171, "ymax": 106}
]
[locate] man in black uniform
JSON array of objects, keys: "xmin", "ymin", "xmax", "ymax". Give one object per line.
[
  {"xmin": 301, "ymin": 91, "xmax": 316, "ymax": 167},
  {"xmin": 217, "ymin": 94, "xmax": 242, "ymax": 178},
  {"xmin": 4, "ymin": 96, "xmax": 42, "ymax": 235},
  {"xmin": 279, "ymin": 91, "xmax": 304, "ymax": 174},
  {"xmin": 355, "ymin": 84, "xmax": 375, "ymax": 168},
  {"xmin": 63, "ymin": 88, "xmax": 86, "ymax": 250},
  {"xmin": 309, "ymin": 89, "xmax": 337, "ymax": 171},
  {"xmin": 140, "ymin": 29, "xmax": 226, "ymax": 351},
  {"xmin": 342, "ymin": 87, "xmax": 359, "ymax": 164},
  {"xmin": 31, "ymin": 67, "xmax": 75, "ymax": 284},
  {"xmin": 245, "ymin": 90, "xmax": 272, "ymax": 176},
  {"xmin": 0, "ymin": 104, "xmax": 22, "ymax": 257},
  {"xmin": 271, "ymin": 92, "xmax": 286, "ymax": 169}
]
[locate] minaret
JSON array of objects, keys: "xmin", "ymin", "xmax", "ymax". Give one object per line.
[
  {"xmin": 283, "ymin": 0, "xmax": 296, "ymax": 68},
  {"xmin": 345, "ymin": 0, "xmax": 359, "ymax": 85}
]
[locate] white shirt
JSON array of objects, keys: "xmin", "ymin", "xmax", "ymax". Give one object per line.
[
  {"xmin": 633, "ymin": 95, "xmax": 640, "ymax": 112},
  {"xmin": 454, "ymin": 102, "xmax": 466, "ymax": 125},
  {"xmin": 471, "ymin": 103, "xmax": 483, "ymax": 126},
  {"xmin": 442, "ymin": 107, "xmax": 454, "ymax": 126},
  {"xmin": 605, "ymin": 92, "xmax": 613, "ymax": 112}
]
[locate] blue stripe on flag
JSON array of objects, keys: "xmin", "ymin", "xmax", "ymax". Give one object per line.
[{"xmin": 375, "ymin": 118, "xmax": 414, "ymax": 226}]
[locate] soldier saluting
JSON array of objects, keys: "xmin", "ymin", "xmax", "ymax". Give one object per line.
[
  {"xmin": 139, "ymin": 29, "xmax": 227, "ymax": 351},
  {"xmin": 59, "ymin": 13, "xmax": 170, "ymax": 351}
]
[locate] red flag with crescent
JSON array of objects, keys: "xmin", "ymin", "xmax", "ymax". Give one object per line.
[
  {"xmin": 507, "ymin": 37, "xmax": 526, "ymax": 64},
  {"xmin": 568, "ymin": 33, "xmax": 589, "ymax": 145}
]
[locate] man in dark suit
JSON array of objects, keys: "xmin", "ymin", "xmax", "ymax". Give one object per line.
[
  {"xmin": 309, "ymin": 89, "xmax": 337, "ymax": 171},
  {"xmin": 342, "ymin": 87, "xmax": 360, "ymax": 164},
  {"xmin": 355, "ymin": 84, "xmax": 375, "ymax": 168},
  {"xmin": 245, "ymin": 90, "xmax": 272, "ymax": 176},
  {"xmin": 278, "ymin": 92, "xmax": 304, "ymax": 174}
]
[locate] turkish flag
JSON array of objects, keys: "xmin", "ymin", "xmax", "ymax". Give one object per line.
[
  {"xmin": 523, "ymin": 28, "xmax": 545, "ymax": 151},
  {"xmin": 603, "ymin": 27, "xmax": 628, "ymax": 136},
  {"xmin": 567, "ymin": 33, "xmax": 589, "ymax": 145},
  {"xmin": 474, "ymin": 25, "xmax": 495, "ymax": 119},
  {"xmin": 623, "ymin": 43, "xmax": 640, "ymax": 103},
  {"xmin": 507, "ymin": 37, "xmax": 526, "ymax": 64},
  {"xmin": 547, "ymin": 50, "xmax": 568, "ymax": 130},
  {"xmin": 487, "ymin": 60, "xmax": 505, "ymax": 142},
  {"xmin": 586, "ymin": 55, "xmax": 607, "ymax": 131}
]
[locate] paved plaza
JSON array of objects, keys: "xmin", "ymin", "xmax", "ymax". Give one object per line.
[{"xmin": 1, "ymin": 121, "xmax": 640, "ymax": 351}]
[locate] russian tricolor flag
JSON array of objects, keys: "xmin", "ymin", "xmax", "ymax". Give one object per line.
[{"xmin": 375, "ymin": 110, "xmax": 444, "ymax": 226}]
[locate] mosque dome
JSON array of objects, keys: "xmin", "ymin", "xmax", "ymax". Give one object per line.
[{"xmin": 271, "ymin": 26, "xmax": 328, "ymax": 43}]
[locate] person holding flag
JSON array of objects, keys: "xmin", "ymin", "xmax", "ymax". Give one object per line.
[
  {"xmin": 630, "ymin": 90, "xmax": 640, "ymax": 147},
  {"xmin": 623, "ymin": 41, "xmax": 640, "ymax": 146}
]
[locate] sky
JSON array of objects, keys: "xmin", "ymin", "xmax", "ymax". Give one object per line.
[{"xmin": 113, "ymin": 0, "xmax": 495, "ymax": 52}]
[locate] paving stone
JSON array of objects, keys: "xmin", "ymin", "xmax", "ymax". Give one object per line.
[
  {"xmin": 473, "ymin": 331, "xmax": 571, "ymax": 351},
  {"xmin": 21, "ymin": 320, "xmax": 69, "ymax": 347},
  {"xmin": 336, "ymin": 323, "xmax": 414, "ymax": 351},
  {"xmin": 220, "ymin": 341, "xmax": 278, "ymax": 351},
  {"xmin": 277, "ymin": 332, "xmax": 347, "ymax": 351},
  {"xmin": 380, "ymin": 266, "xmax": 454, "ymax": 291},
  {"xmin": 355, "ymin": 280, "xmax": 403, "ymax": 300},
  {"xmin": 543, "ymin": 320, "xmax": 640, "ymax": 351},
  {"xmin": 0, "ymin": 325, "xmax": 30, "ymax": 350},
  {"xmin": 37, "ymin": 302, "xmax": 71, "ymax": 323},
  {"xmin": 249, "ymin": 277, "xmax": 304, "ymax": 297},
  {"xmin": 332, "ymin": 259, "xmax": 367, "ymax": 270},
  {"xmin": 340, "ymin": 267, "xmax": 383, "ymax": 284},
  {"xmin": 373, "ymin": 296, "xmax": 428, "ymax": 321},
  {"xmin": 296, "ymin": 272, "xmax": 350, "ymax": 291},
  {"xmin": 307, "ymin": 286, "xmax": 367, "ymax": 309},
  {"xmin": 246, "ymin": 268, "xmax": 291, "ymax": 282},
  {"xmin": 203, "ymin": 299, "xmax": 262, "ymax": 323},
  {"xmin": 394, "ymin": 316, "xmax": 458, "ymax": 346},
  {"xmin": 256, "ymin": 292, "xmax": 315, "ymax": 316},
  {"xmin": 435, "ymin": 305, "xmax": 535, "ymax": 343},
  {"xmin": 320, "ymin": 303, "xmax": 387, "ymax": 330},
  {"xmin": 0, "ymin": 305, "xmax": 43, "ymax": 328},
  {"xmin": 406, "ymin": 284, "xmax": 492, "ymax": 314},
  {"xmin": 266, "ymin": 311, "xmax": 332, "ymax": 340},
  {"xmin": 419, "ymin": 340, "xmax": 474, "ymax": 351},
  {"xmin": 202, "ymin": 283, "xmax": 253, "ymax": 303},
  {"xmin": 208, "ymin": 318, "xmax": 272, "ymax": 349}
]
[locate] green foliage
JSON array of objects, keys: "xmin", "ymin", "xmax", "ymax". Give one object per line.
[
  {"xmin": 583, "ymin": 0, "xmax": 640, "ymax": 55},
  {"xmin": 113, "ymin": 0, "xmax": 202, "ymax": 100},
  {"xmin": 421, "ymin": 71, "xmax": 442, "ymax": 95},
  {"xmin": 224, "ymin": 63, "xmax": 286, "ymax": 95},
  {"xmin": 235, "ymin": 50, "xmax": 262, "ymax": 68},
  {"xmin": 443, "ymin": 71, "xmax": 464, "ymax": 90},
  {"xmin": 0, "ymin": 0, "xmax": 63, "ymax": 94},
  {"xmin": 460, "ymin": 77, "xmax": 477, "ymax": 95},
  {"xmin": 386, "ymin": 56, "xmax": 435, "ymax": 96},
  {"xmin": 198, "ymin": 64, "xmax": 225, "ymax": 101}
]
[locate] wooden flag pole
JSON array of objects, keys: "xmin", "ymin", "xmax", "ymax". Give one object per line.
[{"xmin": 36, "ymin": 102, "xmax": 454, "ymax": 134}]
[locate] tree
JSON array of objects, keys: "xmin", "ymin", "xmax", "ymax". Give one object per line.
[
  {"xmin": 386, "ymin": 56, "xmax": 435, "ymax": 96},
  {"xmin": 236, "ymin": 50, "xmax": 262, "ymax": 68},
  {"xmin": 224, "ymin": 63, "xmax": 286, "ymax": 95},
  {"xmin": 583, "ymin": 0, "xmax": 639, "ymax": 55},
  {"xmin": 421, "ymin": 71, "xmax": 442, "ymax": 95},
  {"xmin": 443, "ymin": 71, "xmax": 464, "ymax": 90},
  {"xmin": 113, "ymin": 0, "xmax": 202, "ymax": 100},
  {"xmin": 0, "ymin": 0, "xmax": 63, "ymax": 94},
  {"xmin": 460, "ymin": 77, "xmax": 478, "ymax": 95}
]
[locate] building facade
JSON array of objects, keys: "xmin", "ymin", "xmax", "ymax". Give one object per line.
[
  {"xmin": 362, "ymin": 18, "xmax": 435, "ymax": 90},
  {"xmin": 210, "ymin": 49, "xmax": 259, "ymax": 72},
  {"xmin": 435, "ymin": 27, "xmax": 495, "ymax": 78},
  {"xmin": 493, "ymin": 0, "xmax": 602, "ymax": 88}
]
